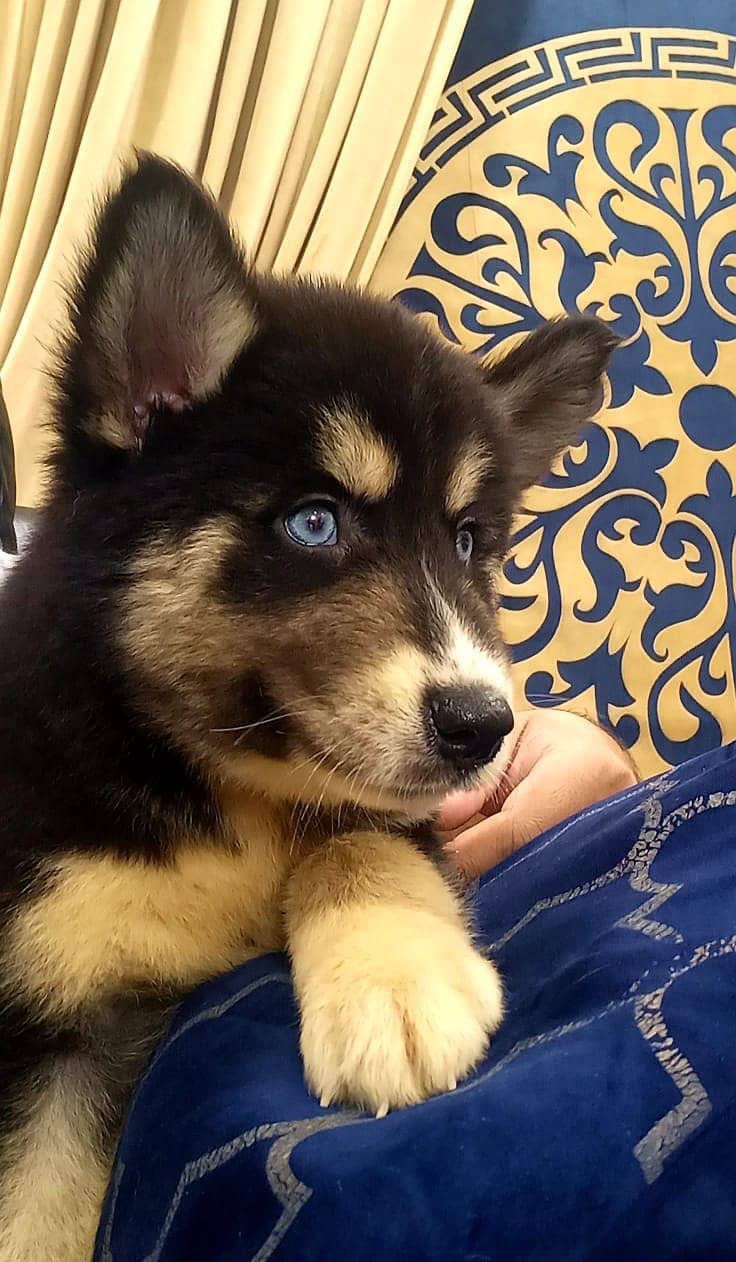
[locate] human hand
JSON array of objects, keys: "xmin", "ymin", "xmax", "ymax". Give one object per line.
[{"xmin": 438, "ymin": 708, "xmax": 638, "ymax": 878}]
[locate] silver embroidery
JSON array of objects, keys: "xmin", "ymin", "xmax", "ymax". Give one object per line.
[{"xmin": 99, "ymin": 783, "xmax": 736, "ymax": 1258}]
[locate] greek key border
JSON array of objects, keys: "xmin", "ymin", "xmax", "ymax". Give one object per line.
[{"xmin": 399, "ymin": 28, "xmax": 736, "ymax": 218}]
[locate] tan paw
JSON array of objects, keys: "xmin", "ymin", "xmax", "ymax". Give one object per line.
[{"xmin": 297, "ymin": 908, "xmax": 503, "ymax": 1115}]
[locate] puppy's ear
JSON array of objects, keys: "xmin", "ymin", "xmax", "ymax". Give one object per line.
[
  {"xmin": 57, "ymin": 152, "xmax": 256, "ymax": 453},
  {"xmin": 484, "ymin": 316, "xmax": 619, "ymax": 495}
]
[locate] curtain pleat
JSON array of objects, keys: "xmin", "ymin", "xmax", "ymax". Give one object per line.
[
  {"xmin": 265, "ymin": 0, "xmax": 388, "ymax": 273},
  {"xmin": 0, "ymin": 0, "xmax": 472, "ymax": 505}
]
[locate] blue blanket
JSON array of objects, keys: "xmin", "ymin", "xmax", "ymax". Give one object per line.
[{"xmin": 95, "ymin": 745, "xmax": 736, "ymax": 1261}]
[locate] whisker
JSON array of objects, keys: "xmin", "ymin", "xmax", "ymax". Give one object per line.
[
  {"xmin": 210, "ymin": 705, "xmax": 314, "ymax": 736},
  {"xmin": 290, "ymin": 742, "xmax": 346, "ymax": 845}
]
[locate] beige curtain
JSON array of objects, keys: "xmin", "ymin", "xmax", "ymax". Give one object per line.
[{"xmin": 0, "ymin": 0, "xmax": 471, "ymax": 506}]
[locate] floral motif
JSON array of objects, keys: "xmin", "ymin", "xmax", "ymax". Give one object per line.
[{"xmin": 595, "ymin": 102, "xmax": 736, "ymax": 375}]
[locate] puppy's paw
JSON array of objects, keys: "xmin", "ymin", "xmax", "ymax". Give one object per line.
[{"xmin": 297, "ymin": 909, "xmax": 503, "ymax": 1115}]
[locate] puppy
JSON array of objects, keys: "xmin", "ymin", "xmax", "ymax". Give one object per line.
[{"xmin": 0, "ymin": 154, "xmax": 616, "ymax": 1260}]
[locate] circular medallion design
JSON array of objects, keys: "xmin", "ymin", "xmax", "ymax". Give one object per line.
[{"xmin": 375, "ymin": 28, "xmax": 736, "ymax": 773}]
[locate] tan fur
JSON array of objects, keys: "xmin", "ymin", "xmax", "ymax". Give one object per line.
[
  {"xmin": 285, "ymin": 832, "xmax": 504, "ymax": 1113},
  {"xmin": 316, "ymin": 401, "xmax": 399, "ymax": 500},
  {"xmin": 121, "ymin": 515, "xmax": 240, "ymax": 673},
  {"xmin": 232, "ymin": 749, "xmax": 434, "ymax": 816},
  {"xmin": 231, "ymin": 621, "xmax": 511, "ymax": 816},
  {"xmin": 304, "ymin": 621, "xmax": 511, "ymax": 807},
  {"xmin": 5, "ymin": 801, "xmax": 288, "ymax": 1020},
  {"xmin": 445, "ymin": 441, "xmax": 494, "ymax": 517},
  {"xmin": 0, "ymin": 1065, "xmax": 109, "ymax": 1262},
  {"xmin": 118, "ymin": 516, "xmax": 246, "ymax": 766},
  {"xmin": 96, "ymin": 411, "xmax": 132, "ymax": 450},
  {"xmin": 315, "ymin": 642, "xmax": 427, "ymax": 803}
]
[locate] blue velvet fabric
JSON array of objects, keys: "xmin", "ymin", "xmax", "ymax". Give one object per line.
[{"xmin": 95, "ymin": 745, "xmax": 736, "ymax": 1261}]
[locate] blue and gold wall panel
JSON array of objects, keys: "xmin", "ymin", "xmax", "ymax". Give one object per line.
[{"xmin": 374, "ymin": 9, "xmax": 736, "ymax": 776}]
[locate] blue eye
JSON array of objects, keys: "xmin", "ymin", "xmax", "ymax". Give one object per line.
[
  {"xmin": 284, "ymin": 502, "xmax": 338, "ymax": 547},
  {"xmin": 455, "ymin": 522, "xmax": 474, "ymax": 563}
]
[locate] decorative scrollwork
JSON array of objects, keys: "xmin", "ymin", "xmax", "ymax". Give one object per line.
[{"xmin": 376, "ymin": 31, "xmax": 736, "ymax": 773}]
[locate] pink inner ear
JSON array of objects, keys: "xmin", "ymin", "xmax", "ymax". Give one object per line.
[
  {"xmin": 153, "ymin": 390, "xmax": 187, "ymax": 412},
  {"xmin": 130, "ymin": 390, "xmax": 189, "ymax": 449},
  {"xmin": 127, "ymin": 299, "xmax": 195, "ymax": 445}
]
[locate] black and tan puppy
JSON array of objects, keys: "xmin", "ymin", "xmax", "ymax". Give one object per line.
[{"xmin": 0, "ymin": 155, "xmax": 616, "ymax": 1259}]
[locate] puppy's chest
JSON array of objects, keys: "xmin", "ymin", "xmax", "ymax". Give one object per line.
[{"xmin": 4, "ymin": 803, "xmax": 293, "ymax": 1020}]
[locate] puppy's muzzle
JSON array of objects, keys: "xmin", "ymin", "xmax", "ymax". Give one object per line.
[{"xmin": 426, "ymin": 688, "xmax": 513, "ymax": 770}]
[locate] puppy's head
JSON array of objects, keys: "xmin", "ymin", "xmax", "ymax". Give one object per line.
[{"xmin": 51, "ymin": 155, "xmax": 616, "ymax": 815}]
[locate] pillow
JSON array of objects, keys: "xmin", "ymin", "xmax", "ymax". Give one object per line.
[
  {"xmin": 95, "ymin": 744, "xmax": 736, "ymax": 1261},
  {"xmin": 372, "ymin": 2, "xmax": 736, "ymax": 779}
]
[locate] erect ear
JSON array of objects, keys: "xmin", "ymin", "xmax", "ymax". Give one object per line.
[
  {"xmin": 58, "ymin": 152, "xmax": 256, "ymax": 453},
  {"xmin": 484, "ymin": 315, "xmax": 619, "ymax": 495}
]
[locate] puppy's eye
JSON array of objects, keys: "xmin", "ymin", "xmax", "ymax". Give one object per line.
[
  {"xmin": 284, "ymin": 502, "xmax": 338, "ymax": 547},
  {"xmin": 455, "ymin": 521, "xmax": 475, "ymax": 563}
]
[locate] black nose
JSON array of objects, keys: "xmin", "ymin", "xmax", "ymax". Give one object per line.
[{"xmin": 427, "ymin": 688, "xmax": 514, "ymax": 769}]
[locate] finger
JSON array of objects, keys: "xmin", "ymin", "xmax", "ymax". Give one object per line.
[
  {"xmin": 436, "ymin": 787, "xmax": 490, "ymax": 831},
  {"xmin": 445, "ymin": 812, "xmax": 529, "ymax": 878}
]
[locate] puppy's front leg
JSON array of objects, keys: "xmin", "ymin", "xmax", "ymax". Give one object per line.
[{"xmin": 285, "ymin": 832, "xmax": 503, "ymax": 1115}]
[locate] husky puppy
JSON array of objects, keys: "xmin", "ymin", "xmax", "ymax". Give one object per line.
[{"xmin": 0, "ymin": 155, "xmax": 616, "ymax": 1260}]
